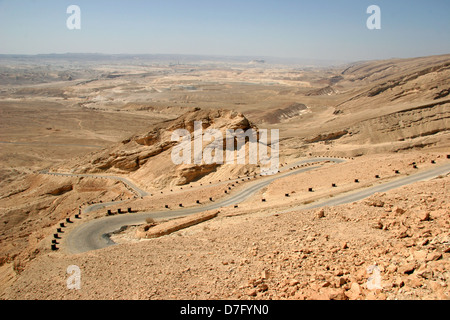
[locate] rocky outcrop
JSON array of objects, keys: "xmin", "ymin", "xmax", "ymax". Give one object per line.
[
  {"xmin": 343, "ymin": 101, "xmax": 450, "ymax": 146},
  {"xmin": 174, "ymin": 164, "xmax": 220, "ymax": 186},
  {"xmin": 261, "ymin": 103, "xmax": 308, "ymax": 124},
  {"xmin": 46, "ymin": 184, "xmax": 73, "ymax": 196},
  {"xmin": 306, "ymin": 86, "xmax": 338, "ymax": 96},
  {"xmin": 337, "ymin": 58, "xmax": 450, "ymax": 109},
  {"xmin": 434, "ymin": 88, "xmax": 450, "ymax": 100},
  {"xmin": 306, "ymin": 130, "xmax": 349, "ymax": 143},
  {"xmin": 58, "ymin": 108, "xmax": 259, "ymax": 189},
  {"xmin": 67, "ymin": 108, "xmax": 255, "ymax": 172}
]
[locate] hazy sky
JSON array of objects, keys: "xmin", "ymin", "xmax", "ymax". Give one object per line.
[{"xmin": 0, "ymin": 0, "xmax": 449, "ymax": 61}]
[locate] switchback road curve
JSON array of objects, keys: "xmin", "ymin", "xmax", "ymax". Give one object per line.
[
  {"xmin": 62, "ymin": 157, "xmax": 341, "ymax": 253},
  {"xmin": 60, "ymin": 158, "xmax": 449, "ymax": 254}
]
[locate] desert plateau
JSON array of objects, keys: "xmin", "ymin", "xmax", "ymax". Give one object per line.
[{"xmin": 0, "ymin": 52, "xmax": 449, "ymax": 302}]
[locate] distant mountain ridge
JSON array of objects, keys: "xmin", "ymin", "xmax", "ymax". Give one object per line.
[{"xmin": 0, "ymin": 53, "xmax": 349, "ymax": 67}]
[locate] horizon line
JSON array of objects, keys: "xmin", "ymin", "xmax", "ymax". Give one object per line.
[{"xmin": 1, "ymin": 52, "xmax": 449, "ymax": 66}]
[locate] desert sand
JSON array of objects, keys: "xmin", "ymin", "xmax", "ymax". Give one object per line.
[{"xmin": 0, "ymin": 53, "xmax": 449, "ymax": 300}]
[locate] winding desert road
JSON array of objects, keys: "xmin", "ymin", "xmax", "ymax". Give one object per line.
[
  {"xmin": 62, "ymin": 158, "xmax": 340, "ymax": 253},
  {"xmin": 288, "ymin": 161, "xmax": 450, "ymax": 211},
  {"xmin": 60, "ymin": 158, "xmax": 450, "ymax": 254}
]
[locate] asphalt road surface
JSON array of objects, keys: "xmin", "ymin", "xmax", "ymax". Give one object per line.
[
  {"xmin": 296, "ymin": 161, "xmax": 450, "ymax": 211},
  {"xmin": 62, "ymin": 159, "xmax": 449, "ymax": 254},
  {"xmin": 63, "ymin": 157, "xmax": 341, "ymax": 253}
]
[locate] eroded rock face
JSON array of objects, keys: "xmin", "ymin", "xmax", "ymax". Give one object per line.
[
  {"xmin": 46, "ymin": 184, "xmax": 73, "ymax": 196},
  {"xmin": 174, "ymin": 164, "xmax": 220, "ymax": 186},
  {"xmin": 306, "ymin": 130, "xmax": 349, "ymax": 143},
  {"xmin": 70, "ymin": 108, "xmax": 254, "ymax": 172},
  {"xmin": 58, "ymin": 108, "xmax": 258, "ymax": 189},
  {"xmin": 260, "ymin": 103, "xmax": 308, "ymax": 124}
]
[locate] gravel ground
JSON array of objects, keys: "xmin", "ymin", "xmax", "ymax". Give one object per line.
[{"xmin": 1, "ymin": 166, "xmax": 448, "ymax": 300}]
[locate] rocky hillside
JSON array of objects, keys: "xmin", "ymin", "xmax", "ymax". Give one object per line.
[
  {"xmin": 0, "ymin": 173, "xmax": 133, "ymax": 270},
  {"xmin": 56, "ymin": 108, "xmax": 265, "ymax": 189},
  {"xmin": 3, "ymin": 167, "xmax": 448, "ymax": 300},
  {"xmin": 260, "ymin": 103, "xmax": 309, "ymax": 124},
  {"xmin": 336, "ymin": 54, "xmax": 450, "ymax": 111},
  {"xmin": 293, "ymin": 55, "xmax": 450, "ymax": 156}
]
